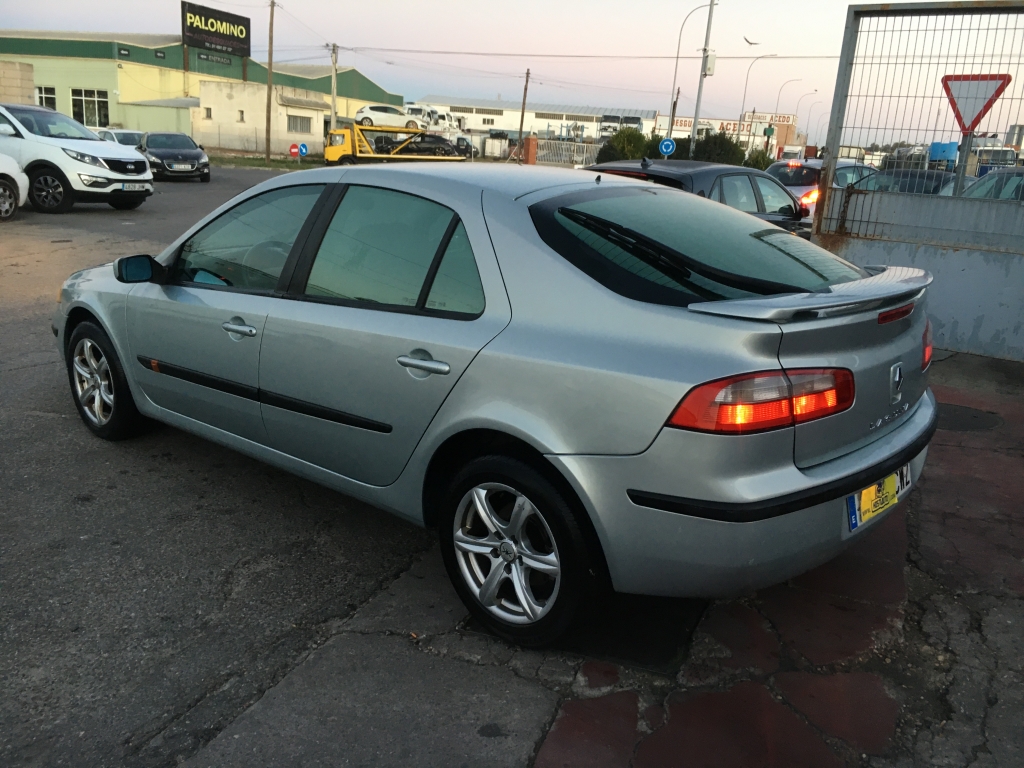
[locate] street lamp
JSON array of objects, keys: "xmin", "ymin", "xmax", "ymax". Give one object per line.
[
  {"xmin": 815, "ymin": 113, "xmax": 828, "ymax": 146},
  {"xmin": 794, "ymin": 90, "xmax": 817, "ymax": 128},
  {"xmin": 774, "ymin": 78, "xmax": 801, "ymax": 117},
  {"xmin": 805, "ymin": 100, "xmax": 823, "ymax": 139},
  {"xmin": 667, "ymin": 3, "xmax": 711, "ymax": 139},
  {"xmin": 736, "ymin": 53, "xmax": 776, "ymax": 143}
]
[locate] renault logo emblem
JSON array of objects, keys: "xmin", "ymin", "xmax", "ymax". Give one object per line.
[{"xmin": 890, "ymin": 362, "xmax": 904, "ymax": 404}]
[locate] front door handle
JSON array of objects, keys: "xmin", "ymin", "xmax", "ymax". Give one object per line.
[
  {"xmin": 397, "ymin": 356, "xmax": 450, "ymax": 375},
  {"xmin": 222, "ymin": 321, "xmax": 257, "ymax": 338}
]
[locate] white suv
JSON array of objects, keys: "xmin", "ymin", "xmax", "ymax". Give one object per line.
[{"xmin": 0, "ymin": 103, "xmax": 153, "ymax": 213}]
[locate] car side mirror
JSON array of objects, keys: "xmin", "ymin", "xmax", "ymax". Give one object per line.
[
  {"xmin": 0, "ymin": 124, "xmax": 16, "ymax": 137},
  {"xmin": 198, "ymin": 145, "xmax": 204, "ymax": 150},
  {"xmin": 113, "ymin": 254, "xmax": 164, "ymax": 284},
  {"xmin": 799, "ymin": 205, "xmax": 811, "ymax": 218}
]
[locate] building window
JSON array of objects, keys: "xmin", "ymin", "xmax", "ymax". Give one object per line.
[
  {"xmin": 287, "ymin": 114, "xmax": 311, "ymax": 134},
  {"xmin": 482, "ymin": 118, "xmax": 495, "ymax": 126},
  {"xmin": 535, "ymin": 112, "xmax": 563, "ymax": 120},
  {"xmin": 238, "ymin": 110, "xmax": 245, "ymax": 122},
  {"xmin": 450, "ymin": 106, "xmax": 474, "ymax": 114},
  {"xmin": 565, "ymin": 114, "xmax": 595, "ymax": 123},
  {"xmin": 35, "ymin": 87, "xmax": 56, "ymax": 110},
  {"xmin": 475, "ymin": 108, "xmax": 504, "ymax": 116},
  {"xmin": 71, "ymin": 89, "xmax": 109, "ymax": 128},
  {"xmin": 204, "ymin": 107, "xmax": 212, "ymax": 120}
]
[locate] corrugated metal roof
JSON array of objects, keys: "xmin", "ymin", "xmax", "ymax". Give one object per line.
[
  {"xmin": 418, "ymin": 95, "xmax": 657, "ymax": 119},
  {"xmin": 4, "ymin": 30, "xmax": 182, "ymax": 47}
]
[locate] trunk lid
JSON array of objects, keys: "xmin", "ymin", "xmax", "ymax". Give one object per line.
[{"xmin": 690, "ymin": 266, "xmax": 932, "ymax": 468}]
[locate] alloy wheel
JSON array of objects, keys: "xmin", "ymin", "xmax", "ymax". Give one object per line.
[
  {"xmin": 0, "ymin": 182, "xmax": 15, "ymax": 219},
  {"xmin": 72, "ymin": 338, "xmax": 114, "ymax": 426},
  {"xmin": 453, "ymin": 483, "xmax": 561, "ymax": 624},
  {"xmin": 32, "ymin": 174, "xmax": 64, "ymax": 209}
]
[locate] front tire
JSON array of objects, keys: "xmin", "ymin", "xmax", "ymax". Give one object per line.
[
  {"xmin": 439, "ymin": 455, "xmax": 596, "ymax": 647},
  {"xmin": 29, "ymin": 167, "xmax": 74, "ymax": 213},
  {"xmin": 66, "ymin": 322, "xmax": 147, "ymax": 440},
  {"xmin": 0, "ymin": 178, "xmax": 18, "ymax": 221},
  {"xmin": 405, "ymin": 120, "xmax": 418, "ymax": 129},
  {"xmin": 200, "ymin": 173, "xmax": 211, "ymax": 183}
]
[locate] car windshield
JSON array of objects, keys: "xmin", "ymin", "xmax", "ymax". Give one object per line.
[
  {"xmin": 855, "ymin": 170, "xmax": 951, "ymax": 194},
  {"xmin": 148, "ymin": 134, "xmax": 197, "ymax": 150},
  {"xmin": 530, "ymin": 187, "xmax": 864, "ymax": 307},
  {"xmin": 766, "ymin": 164, "xmax": 820, "ymax": 187},
  {"xmin": 963, "ymin": 171, "xmax": 1024, "ymax": 201},
  {"xmin": 116, "ymin": 132, "xmax": 143, "ymax": 145},
  {"xmin": 6, "ymin": 107, "xmax": 99, "ymax": 140}
]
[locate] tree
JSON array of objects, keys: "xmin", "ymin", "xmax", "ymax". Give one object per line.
[
  {"xmin": 596, "ymin": 127, "xmax": 648, "ymax": 163},
  {"xmin": 743, "ymin": 148, "xmax": 773, "ymax": 171},
  {"xmin": 693, "ymin": 131, "xmax": 746, "ymax": 165}
]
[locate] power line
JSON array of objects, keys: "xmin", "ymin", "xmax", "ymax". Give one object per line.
[{"xmin": 341, "ymin": 46, "xmax": 839, "ymax": 61}]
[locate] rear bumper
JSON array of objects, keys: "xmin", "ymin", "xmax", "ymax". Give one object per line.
[{"xmin": 549, "ymin": 389, "xmax": 937, "ymax": 597}]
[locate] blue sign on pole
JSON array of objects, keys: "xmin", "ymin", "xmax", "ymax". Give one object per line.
[
  {"xmin": 298, "ymin": 143, "xmax": 309, "ymax": 157},
  {"xmin": 659, "ymin": 137, "xmax": 676, "ymax": 157}
]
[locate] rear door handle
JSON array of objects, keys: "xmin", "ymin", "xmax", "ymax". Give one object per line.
[
  {"xmin": 222, "ymin": 321, "xmax": 257, "ymax": 338},
  {"xmin": 397, "ymin": 356, "xmax": 450, "ymax": 375}
]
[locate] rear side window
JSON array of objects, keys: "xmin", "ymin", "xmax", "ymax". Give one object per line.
[
  {"xmin": 530, "ymin": 187, "xmax": 864, "ymax": 307},
  {"xmin": 767, "ymin": 163, "xmax": 820, "ymax": 187},
  {"xmin": 425, "ymin": 222, "xmax": 485, "ymax": 315}
]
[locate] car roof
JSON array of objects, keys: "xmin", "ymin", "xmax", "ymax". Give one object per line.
[
  {"xmin": 770, "ymin": 158, "xmax": 862, "ymax": 169},
  {"xmin": 590, "ymin": 159, "xmax": 777, "ymax": 181},
  {"xmin": 0, "ymin": 102, "xmax": 53, "ymax": 112}
]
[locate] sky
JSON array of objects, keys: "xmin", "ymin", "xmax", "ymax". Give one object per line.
[{"xmin": 6, "ymin": 0, "xmax": 860, "ymax": 142}]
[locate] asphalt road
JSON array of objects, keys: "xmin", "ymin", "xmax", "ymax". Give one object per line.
[{"xmin": 0, "ymin": 168, "xmax": 433, "ymax": 767}]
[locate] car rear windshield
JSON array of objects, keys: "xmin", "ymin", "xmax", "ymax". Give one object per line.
[
  {"xmin": 530, "ymin": 187, "xmax": 864, "ymax": 307},
  {"xmin": 148, "ymin": 134, "xmax": 197, "ymax": 150},
  {"xmin": 767, "ymin": 163, "xmax": 820, "ymax": 187},
  {"xmin": 116, "ymin": 132, "xmax": 143, "ymax": 145}
]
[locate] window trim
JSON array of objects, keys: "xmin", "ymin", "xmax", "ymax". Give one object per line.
[
  {"xmin": 167, "ymin": 182, "xmax": 335, "ymax": 296},
  {"xmin": 285, "ymin": 183, "xmax": 485, "ymax": 321}
]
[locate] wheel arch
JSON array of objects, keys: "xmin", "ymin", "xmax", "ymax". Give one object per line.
[
  {"xmin": 63, "ymin": 305, "xmax": 105, "ymax": 354},
  {"xmin": 24, "ymin": 159, "xmax": 66, "ymax": 178},
  {"xmin": 421, "ymin": 427, "xmax": 612, "ymax": 589}
]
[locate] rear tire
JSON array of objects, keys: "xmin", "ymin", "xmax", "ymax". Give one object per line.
[
  {"xmin": 339, "ymin": 157, "xmax": 356, "ymax": 165},
  {"xmin": 109, "ymin": 198, "xmax": 145, "ymax": 210},
  {"xmin": 0, "ymin": 178, "xmax": 18, "ymax": 221},
  {"xmin": 65, "ymin": 321, "xmax": 147, "ymax": 440},
  {"xmin": 405, "ymin": 120, "xmax": 418, "ymax": 129},
  {"xmin": 438, "ymin": 455, "xmax": 596, "ymax": 647},
  {"xmin": 29, "ymin": 167, "xmax": 74, "ymax": 213}
]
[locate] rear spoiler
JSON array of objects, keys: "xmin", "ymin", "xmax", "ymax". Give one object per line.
[{"xmin": 687, "ymin": 266, "xmax": 932, "ymax": 322}]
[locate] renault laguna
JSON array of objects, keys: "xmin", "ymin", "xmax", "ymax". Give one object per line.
[{"xmin": 54, "ymin": 165, "xmax": 936, "ymax": 646}]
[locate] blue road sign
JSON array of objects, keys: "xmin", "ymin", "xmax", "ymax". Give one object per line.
[
  {"xmin": 298, "ymin": 143, "xmax": 309, "ymax": 157},
  {"xmin": 659, "ymin": 137, "xmax": 676, "ymax": 156}
]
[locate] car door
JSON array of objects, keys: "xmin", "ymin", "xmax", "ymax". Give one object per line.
[
  {"xmin": 717, "ymin": 174, "xmax": 760, "ymax": 216},
  {"xmin": 258, "ymin": 181, "xmax": 510, "ymax": 486},
  {"xmin": 126, "ymin": 183, "xmax": 328, "ymax": 442},
  {"xmin": 752, "ymin": 175, "xmax": 801, "ymax": 232}
]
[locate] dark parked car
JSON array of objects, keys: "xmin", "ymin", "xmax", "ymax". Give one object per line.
[
  {"xmin": 380, "ymin": 133, "xmax": 459, "ymax": 157},
  {"xmin": 139, "ymin": 132, "xmax": 210, "ymax": 182},
  {"xmin": 453, "ymin": 136, "xmax": 479, "ymax": 158},
  {"xmin": 588, "ymin": 159, "xmax": 811, "ymax": 237},
  {"xmin": 853, "ymin": 169, "xmax": 954, "ymax": 195}
]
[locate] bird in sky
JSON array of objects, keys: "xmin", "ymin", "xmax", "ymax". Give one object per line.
[{"xmin": 744, "ymin": 37, "xmax": 760, "ymax": 45}]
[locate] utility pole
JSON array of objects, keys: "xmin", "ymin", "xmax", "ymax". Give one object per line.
[
  {"xmin": 329, "ymin": 42, "xmax": 338, "ymax": 135},
  {"xmin": 666, "ymin": 87, "xmax": 680, "ymax": 156},
  {"xmin": 517, "ymin": 68, "xmax": 530, "ymax": 164},
  {"xmin": 667, "ymin": 3, "xmax": 710, "ymax": 140},
  {"xmin": 264, "ymin": 0, "xmax": 275, "ymax": 164},
  {"xmin": 688, "ymin": 0, "xmax": 716, "ymax": 159}
]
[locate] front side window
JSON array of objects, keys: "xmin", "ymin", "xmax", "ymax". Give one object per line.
[
  {"xmin": 720, "ymin": 175, "xmax": 759, "ymax": 213},
  {"xmin": 173, "ymin": 185, "xmax": 325, "ymax": 291},
  {"xmin": 35, "ymin": 86, "xmax": 56, "ymax": 110},
  {"xmin": 305, "ymin": 186, "xmax": 455, "ymax": 308},
  {"xmin": 71, "ymin": 89, "xmax": 109, "ymax": 128},
  {"xmin": 754, "ymin": 176, "xmax": 796, "ymax": 215},
  {"xmin": 530, "ymin": 187, "xmax": 864, "ymax": 307},
  {"xmin": 834, "ymin": 167, "xmax": 860, "ymax": 187},
  {"xmin": 287, "ymin": 115, "xmax": 311, "ymax": 134}
]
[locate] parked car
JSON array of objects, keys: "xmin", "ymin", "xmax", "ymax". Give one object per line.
[
  {"xmin": 54, "ymin": 165, "xmax": 936, "ymax": 646},
  {"xmin": 589, "ymin": 159, "xmax": 812, "ymax": 237},
  {"xmin": 766, "ymin": 158, "xmax": 875, "ymax": 223},
  {"xmin": 380, "ymin": 133, "xmax": 460, "ymax": 157},
  {"xmin": 956, "ymin": 166, "xmax": 1024, "ymax": 201},
  {"xmin": 853, "ymin": 169, "xmax": 955, "ymax": 195},
  {"xmin": 0, "ymin": 151, "xmax": 29, "ymax": 222},
  {"xmin": 96, "ymin": 129, "xmax": 144, "ymax": 147},
  {"xmin": 355, "ymin": 104, "xmax": 427, "ymax": 130},
  {"xmin": 453, "ymin": 136, "xmax": 479, "ymax": 158},
  {"xmin": 139, "ymin": 132, "xmax": 210, "ymax": 183},
  {"xmin": 0, "ymin": 102, "xmax": 153, "ymax": 213},
  {"xmin": 937, "ymin": 175, "xmax": 981, "ymax": 196}
]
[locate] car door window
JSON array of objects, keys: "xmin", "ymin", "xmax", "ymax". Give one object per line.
[
  {"xmin": 304, "ymin": 185, "xmax": 454, "ymax": 307},
  {"xmin": 720, "ymin": 175, "xmax": 759, "ymax": 213},
  {"xmin": 173, "ymin": 184, "xmax": 325, "ymax": 292},
  {"xmin": 425, "ymin": 222, "xmax": 485, "ymax": 315},
  {"xmin": 709, "ymin": 178, "xmax": 721, "ymax": 201},
  {"xmin": 754, "ymin": 176, "xmax": 796, "ymax": 215},
  {"xmin": 834, "ymin": 167, "xmax": 859, "ymax": 187}
]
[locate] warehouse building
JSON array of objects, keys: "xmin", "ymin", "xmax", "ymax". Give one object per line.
[{"xmin": 0, "ymin": 30, "xmax": 402, "ymax": 150}]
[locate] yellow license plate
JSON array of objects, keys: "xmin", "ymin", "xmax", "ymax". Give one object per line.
[{"xmin": 847, "ymin": 464, "xmax": 911, "ymax": 531}]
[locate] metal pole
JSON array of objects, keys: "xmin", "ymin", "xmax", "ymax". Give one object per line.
[
  {"xmin": 736, "ymin": 53, "xmax": 775, "ymax": 142},
  {"xmin": 688, "ymin": 0, "xmax": 716, "ymax": 159},
  {"xmin": 769, "ymin": 78, "xmax": 799, "ymax": 159},
  {"xmin": 665, "ymin": 87, "xmax": 679, "ymax": 155},
  {"xmin": 815, "ymin": 113, "xmax": 827, "ymax": 146},
  {"xmin": 953, "ymin": 132, "xmax": 974, "ymax": 196},
  {"xmin": 330, "ymin": 43, "xmax": 338, "ymax": 134},
  {"xmin": 794, "ymin": 90, "xmax": 817, "ymax": 131},
  {"xmin": 264, "ymin": 0, "xmax": 275, "ymax": 164},
  {"xmin": 667, "ymin": 3, "xmax": 710, "ymax": 139},
  {"xmin": 517, "ymin": 69, "xmax": 530, "ymax": 165},
  {"xmin": 806, "ymin": 101, "xmax": 823, "ymax": 138}
]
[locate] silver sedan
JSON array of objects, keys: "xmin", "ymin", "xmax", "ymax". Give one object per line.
[{"xmin": 54, "ymin": 164, "xmax": 937, "ymax": 646}]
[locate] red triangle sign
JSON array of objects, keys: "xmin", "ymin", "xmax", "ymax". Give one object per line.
[{"xmin": 941, "ymin": 74, "xmax": 1012, "ymax": 134}]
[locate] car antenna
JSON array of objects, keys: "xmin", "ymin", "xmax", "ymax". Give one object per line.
[
  {"xmin": 640, "ymin": 157, "xmax": 651, "ymax": 170},
  {"xmin": 595, "ymin": 174, "xmax": 601, "ymax": 184}
]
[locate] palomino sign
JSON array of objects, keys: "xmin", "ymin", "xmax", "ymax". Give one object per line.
[{"xmin": 181, "ymin": 2, "xmax": 251, "ymax": 58}]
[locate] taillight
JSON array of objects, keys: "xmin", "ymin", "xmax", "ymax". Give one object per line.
[
  {"xmin": 800, "ymin": 188, "xmax": 819, "ymax": 205},
  {"xmin": 878, "ymin": 302, "xmax": 914, "ymax": 324},
  {"xmin": 922, "ymin": 319, "xmax": 933, "ymax": 371},
  {"xmin": 787, "ymin": 160, "xmax": 802, "ymax": 167},
  {"xmin": 668, "ymin": 369, "xmax": 854, "ymax": 434}
]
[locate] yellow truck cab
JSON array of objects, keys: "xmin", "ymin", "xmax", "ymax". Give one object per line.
[{"xmin": 325, "ymin": 122, "xmax": 465, "ymax": 165}]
